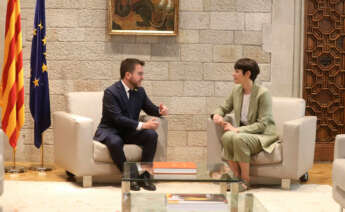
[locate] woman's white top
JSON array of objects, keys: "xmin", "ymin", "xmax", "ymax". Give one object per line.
[{"xmin": 240, "ymin": 94, "xmax": 251, "ymax": 125}]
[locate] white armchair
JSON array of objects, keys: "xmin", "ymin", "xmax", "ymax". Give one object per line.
[
  {"xmin": 53, "ymin": 92, "xmax": 168, "ymax": 187},
  {"xmin": 333, "ymin": 134, "xmax": 345, "ymax": 212},
  {"xmin": 207, "ymin": 97, "xmax": 317, "ymax": 189}
]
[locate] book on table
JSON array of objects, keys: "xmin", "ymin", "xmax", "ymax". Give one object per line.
[
  {"xmin": 153, "ymin": 162, "xmax": 197, "ymax": 174},
  {"xmin": 166, "ymin": 193, "xmax": 228, "ymax": 211},
  {"xmin": 153, "ymin": 173, "xmax": 197, "ymax": 180}
]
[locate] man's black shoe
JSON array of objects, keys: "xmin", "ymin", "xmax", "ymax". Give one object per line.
[
  {"xmin": 130, "ymin": 181, "xmax": 140, "ymax": 191},
  {"xmin": 139, "ymin": 171, "xmax": 156, "ymax": 191}
]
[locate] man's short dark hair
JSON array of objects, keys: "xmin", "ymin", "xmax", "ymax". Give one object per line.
[
  {"xmin": 234, "ymin": 58, "xmax": 260, "ymax": 81},
  {"xmin": 120, "ymin": 58, "xmax": 145, "ymax": 79}
]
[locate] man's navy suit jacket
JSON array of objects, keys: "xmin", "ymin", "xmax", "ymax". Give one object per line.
[{"xmin": 94, "ymin": 80, "xmax": 160, "ymax": 142}]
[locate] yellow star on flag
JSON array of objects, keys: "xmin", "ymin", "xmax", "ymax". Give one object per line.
[
  {"xmin": 33, "ymin": 78, "xmax": 40, "ymax": 87},
  {"xmin": 42, "ymin": 36, "xmax": 47, "ymax": 45},
  {"xmin": 42, "ymin": 63, "xmax": 47, "ymax": 72},
  {"xmin": 33, "ymin": 28, "xmax": 37, "ymax": 36},
  {"xmin": 43, "ymin": 52, "xmax": 47, "ymax": 57},
  {"xmin": 38, "ymin": 22, "xmax": 43, "ymax": 30}
]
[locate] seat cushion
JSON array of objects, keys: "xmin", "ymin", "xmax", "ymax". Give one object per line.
[
  {"xmin": 93, "ymin": 141, "xmax": 142, "ymax": 163},
  {"xmin": 333, "ymin": 159, "xmax": 345, "ymax": 191},
  {"xmin": 251, "ymin": 142, "xmax": 282, "ymax": 165}
]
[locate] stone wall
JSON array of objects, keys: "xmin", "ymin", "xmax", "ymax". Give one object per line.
[{"xmin": 0, "ymin": 0, "xmax": 303, "ymax": 163}]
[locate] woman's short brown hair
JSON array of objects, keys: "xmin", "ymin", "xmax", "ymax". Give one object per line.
[{"xmin": 234, "ymin": 58, "xmax": 260, "ymax": 81}]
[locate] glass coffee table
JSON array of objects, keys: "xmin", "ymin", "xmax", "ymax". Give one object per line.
[{"xmin": 121, "ymin": 162, "xmax": 267, "ymax": 212}]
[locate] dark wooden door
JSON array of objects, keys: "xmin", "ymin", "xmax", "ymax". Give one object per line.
[{"xmin": 304, "ymin": 0, "xmax": 345, "ymax": 161}]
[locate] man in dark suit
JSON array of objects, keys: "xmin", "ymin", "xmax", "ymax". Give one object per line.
[{"xmin": 94, "ymin": 58, "xmax": 168, "ymax": 191}]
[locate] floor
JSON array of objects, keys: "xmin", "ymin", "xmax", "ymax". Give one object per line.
[{"xmin": 4, "ymin": 162, "xmax": 333, "ymax": 185}]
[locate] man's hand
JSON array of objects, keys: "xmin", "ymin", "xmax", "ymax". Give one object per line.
[
  {"xmin": 142, "ymin": 117, "xmax": 160, "ymax": 130},
  {"xmin": 223, "ymin": 122, "xmax": 239, "ymax": 132},
  {"xmin": 213, "ymin": 114, "xmax": 225, "ymax": 126},
  {"xmin": 159, "ymin": 104, "xmax": 168, "ymax": 116}
]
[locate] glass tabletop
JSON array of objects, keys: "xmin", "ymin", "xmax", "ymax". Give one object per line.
[
  {"xmin": 126, "ymin": 192, "xmax": 268, "ymax": 212},
  {"xmin": 122, "ymin": 162, "xmax": 241, "ymax": 183}
]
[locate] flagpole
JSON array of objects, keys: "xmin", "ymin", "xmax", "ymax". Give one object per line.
[
  {"xmin": 5, "ymin": 147, "xmax": 25, "ymax": 173},
  {"xmin": 30, "ymin": 133, "xmax": 52, "ymax": 172},
  {"xmin": 41, "ymin": 136, "xmax": 44, "ymax": 167},
  {"xmin": 13, "ymin": 147, "xmax": 15, "ymax": 167}
]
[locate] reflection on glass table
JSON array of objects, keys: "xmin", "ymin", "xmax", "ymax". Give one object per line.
[{"xmin": 125, "ymin": 192, "xmax": 268, "ymax": 212}]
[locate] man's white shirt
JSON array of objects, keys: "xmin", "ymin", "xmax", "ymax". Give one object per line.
[{"xmin": 241, "ymin": 93, "xmax": 251, "ymax": 125}]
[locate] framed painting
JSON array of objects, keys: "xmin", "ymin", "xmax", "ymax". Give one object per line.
[{"xmin": 108, "ymin": 0, "xmax": 179, "ymax": 36}]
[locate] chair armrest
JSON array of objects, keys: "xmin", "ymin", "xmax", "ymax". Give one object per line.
[
  {"xmin": 207, "ymin": 118, "xmax": 225, "ymax": 169},
  {"xmin": 139, "ymin": 115, "xmax": 167, "ymax": 161},
  {"xmin": 282, "ymin": 116, "xmax": 317, "ymax": 178},
  {"xmin": 334, "ymin": 134, "xmax": 345, "ymax": 160},
  {"xmin": 53, "ymin": 111, "xmax": 94, "ymax": 175},
  {"xmin": 224, "ymin": 113, "xmax": 236, "ymax": 126},
  {"xmin": 139, "ymin": 114, "xmax": 150, "ymax": 122}
]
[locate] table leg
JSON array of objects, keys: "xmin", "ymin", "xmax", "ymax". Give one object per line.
[
  {"xmin": 244, "ymin": 193, "xmax": 254, "ymax": 212},
  {"xmin": 122, "ymin": 181, "xmax": 131, "ymax": 212},
  {"xmin": 230, "ymin": 183, "xmax": 239, "ymax": 212},
  {"xmin": 220, "ymin": 182, "xmax": 227, "ymax": 195}
]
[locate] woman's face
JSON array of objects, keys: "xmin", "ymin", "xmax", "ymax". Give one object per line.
[{"xmin": 232, "ymin": 69, "xmax": 250, "ymax": 84}]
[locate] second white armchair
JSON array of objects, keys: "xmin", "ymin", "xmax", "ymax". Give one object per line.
[{"xmin": 207, "ymin": 97, "xmax": 317, "ymax": 189}]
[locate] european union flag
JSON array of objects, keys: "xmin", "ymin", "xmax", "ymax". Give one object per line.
[{"xmin": 30, "ymin": 0, "xmax": 51, "ymax": 148}]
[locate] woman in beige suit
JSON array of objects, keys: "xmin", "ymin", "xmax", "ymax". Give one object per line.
[{"xmin": 212, "ymin": 58, "xmax": 279, "ymax": 190}]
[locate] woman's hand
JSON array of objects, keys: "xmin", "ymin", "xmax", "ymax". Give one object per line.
[
  {"xmin": 223, "ymin": 122, "xmax": 239, "ymax": 133},
  {"xmin": 213, "ymin": 114, "xmax": 225, "ymax": 126}
]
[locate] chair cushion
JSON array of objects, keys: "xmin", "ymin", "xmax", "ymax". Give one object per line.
[
  {"xmin": 93, "ymin": 141, "xmax": 142, "ymax": 163},
  {"xmin": 251, "ymin": 142, "xmax": 282, "ymax": 165},
  {"xmin": 333, "ymin": 159, "xmax": 345, "ymax": 191}
]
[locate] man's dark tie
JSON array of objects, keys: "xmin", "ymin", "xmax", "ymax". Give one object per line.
[
  {"xmin": 129, "ymin": 89, "xmax": 135, "ymax": 101},
  {"xmin": 128, "ymin": 90, "xmax": 135, "ymax": 118}
]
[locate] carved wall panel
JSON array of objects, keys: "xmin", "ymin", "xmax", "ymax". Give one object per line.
[{"xmin": 304, "ymin": 0, "xmax": 345, "ymax": 161}]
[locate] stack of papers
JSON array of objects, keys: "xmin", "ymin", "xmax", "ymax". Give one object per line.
[
  {"xmin": 166, "ymin": 193, "xmax": 228, "ymax": 211},
  {"xmin": 153, "ymin": 162, "xmax": 197, "ymax": 179}
]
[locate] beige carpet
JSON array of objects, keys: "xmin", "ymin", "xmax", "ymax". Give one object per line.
[{"xmin": 0, "ymin": 180, "xmax": 339, "ymax": 212}]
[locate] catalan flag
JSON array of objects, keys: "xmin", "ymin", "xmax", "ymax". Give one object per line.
[
  {"xmin": 30, "ymin": 0, "xmax": 51, "ymax": 148},
  {"xmin": 0, "ymin": 0, "xmax": 25, "ymax": 148}
]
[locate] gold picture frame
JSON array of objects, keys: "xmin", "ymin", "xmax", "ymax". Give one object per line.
[{"xmin": 108, "ymin": 0, "xmax": 179, "ymax": 36}]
